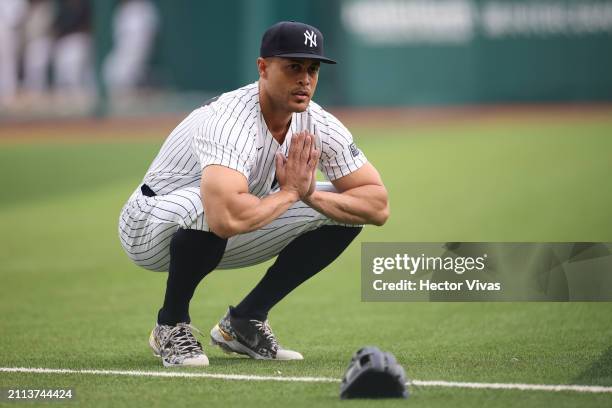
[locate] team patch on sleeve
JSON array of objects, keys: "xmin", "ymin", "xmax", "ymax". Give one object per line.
[{"xmin": 349, "ymin": 143, "xmax": 360, "ymax": 157}]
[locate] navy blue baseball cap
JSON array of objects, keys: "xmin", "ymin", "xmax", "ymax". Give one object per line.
[{"xmin": 260, "ymin": 21, "xmax": 337, "ymax": 64}]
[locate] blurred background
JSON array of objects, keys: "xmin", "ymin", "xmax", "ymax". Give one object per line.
[
  {"xmin": 1, "ymin": 0, "xmax": 611, "ymax": 121},
  {"xmin": 1, "ymin": 3, "xmax": 611, "ymax": 403}
]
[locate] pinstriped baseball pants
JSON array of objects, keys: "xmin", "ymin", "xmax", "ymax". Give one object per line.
[{"xmin": 118, "ymin": 182, "xmax": 354, "ymax": 272}]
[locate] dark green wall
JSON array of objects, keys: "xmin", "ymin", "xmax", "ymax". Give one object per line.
[
  {"xmin": 338, "ymin": 0, "xmax": 612, "ymax": 106},
  {"xmin": 99, "ymin": 0, "xmax": 612, "ymax": 106}
]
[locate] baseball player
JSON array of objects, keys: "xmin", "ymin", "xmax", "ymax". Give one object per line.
[{"xmin": 118, "ymin": 21, "xmax": 389, "ymax": 367}]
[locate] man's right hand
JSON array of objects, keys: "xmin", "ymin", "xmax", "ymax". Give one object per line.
[
  {"xmin": 275, "ymin": 131, "xmax": 320, "ymax": 200},
  {"xmin": 202, "ymin": 131, "xmax": 320, "ymax": 238}
]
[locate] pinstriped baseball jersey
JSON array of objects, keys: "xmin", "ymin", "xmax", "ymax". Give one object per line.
[
  {"xmin": 118, "ymin": 81, "xmax": 366, "ymax": 272},
  {"xmin": 143, "ymin": 82, "xmax": 366, "ymax": 197}
]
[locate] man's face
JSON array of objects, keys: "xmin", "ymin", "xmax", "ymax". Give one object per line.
[{"xmin": 259, "ymin": 57, "xmax": 320, "ymax": 113}]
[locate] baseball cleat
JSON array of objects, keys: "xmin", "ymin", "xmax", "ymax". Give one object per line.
[
  {"xmin": 149, "ymin": 322, "xmax": 209, "ymax": 367},
  {"xmin": 210, "ymin": 307, "xmax": 303, "ymax": 360}
]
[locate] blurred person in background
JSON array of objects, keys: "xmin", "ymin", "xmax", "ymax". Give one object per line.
[
  {"xmin": 0, "ymin": 0, "xmax": 27, "ymax": 105},
  {"xmin": 21, "ymin": 0, "xmax": 54, "ymax": 95},
  {"xmin": 52, "ymin": 0, "xmax": 93, "ymax": 94},
  {"xmin": 103, "ymin": 0, "xmax": 159, "ymax": 92}
]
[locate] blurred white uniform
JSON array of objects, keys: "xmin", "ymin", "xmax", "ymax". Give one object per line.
[
  {"xmin": 0, "ymin": 0, "xmax": 27, "ymax": 103},
  {"xmin": 22, "ymin": 0, "xmax": 54, "ymax": 92},
  {"xmin": 103, "ymin": 0, "xmax": 159, "ymax": 90},
  {"xmin": 51, "ymin": 0, "xmax": 93, "ymax": 93},
  {"xmin": 53, "ymin": 31, "xmax": 92, "ymax": 90}
]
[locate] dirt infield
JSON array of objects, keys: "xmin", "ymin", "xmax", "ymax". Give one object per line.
[
  {"xmin": 0, "ymin": 114, "xmax": 181, "ymax": 144},
  {"xmin": 1, "ymin": 103, "xmax": 611, "ymax": 144}
]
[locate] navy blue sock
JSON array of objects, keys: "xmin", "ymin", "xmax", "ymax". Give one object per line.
[
  {"xmin": 157, "ymin": 228, "xmax": 227, "ymax": 325},
  {"xmin": 232, "ymin": 225, "xmax": 362, "ymax": 321}
]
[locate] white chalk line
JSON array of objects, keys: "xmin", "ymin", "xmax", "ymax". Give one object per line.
[{"xmin": 1, "ymin": 367, "xmax": 611, "ymax": 394}]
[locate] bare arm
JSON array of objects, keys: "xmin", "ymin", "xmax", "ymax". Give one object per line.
[
  {"xmin": 202, "ymin": 132, "xmax": 319, "ymax": 238},
  {"xmin": 201, "ymin": 167, "xmax": 298, "ymax": 238},
  {"xmin": 303, "ymin": 162, "xmax": 389, "ymax": 226}
]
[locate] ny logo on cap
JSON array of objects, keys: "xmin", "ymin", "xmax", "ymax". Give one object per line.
[{"xmin": 304, "ymin": 30, "xmax": 317, "ymax": 47}]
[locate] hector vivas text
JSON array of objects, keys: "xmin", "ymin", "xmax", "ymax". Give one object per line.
[{"xmin": 371, "ymin": 253, "xmax": 501, "ymax": 292}]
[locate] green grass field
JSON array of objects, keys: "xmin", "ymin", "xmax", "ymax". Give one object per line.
[{"xmin": 1, "ymin": 115, "xmax": 611, "ymax": 407}]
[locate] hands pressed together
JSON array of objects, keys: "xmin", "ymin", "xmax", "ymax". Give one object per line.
[{"xmin": 275, "ymin": 131, "xmax": 320, "ymax": 201}]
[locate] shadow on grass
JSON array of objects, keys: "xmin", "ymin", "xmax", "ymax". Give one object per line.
[{"xmin": 572, "ymin": 346, "xmax": 612, "ymax": 386}]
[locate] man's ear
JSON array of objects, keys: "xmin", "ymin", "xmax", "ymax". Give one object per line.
[{"xmin": 257, "ymin": 57, "xmax": 267, "ymax": 78}]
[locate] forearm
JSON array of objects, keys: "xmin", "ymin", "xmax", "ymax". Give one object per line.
[
  {"xmin": 304, "ymin": 185, "xmax": 389, "ymax": 226},
  {"xmin": 207, "ymin": 189, "xmax": 298, "ymax": 238}
]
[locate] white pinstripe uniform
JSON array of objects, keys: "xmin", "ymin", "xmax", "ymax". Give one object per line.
[{"xmin": 118, "ymin": 82, "xmax": 367, "ymax": 272}]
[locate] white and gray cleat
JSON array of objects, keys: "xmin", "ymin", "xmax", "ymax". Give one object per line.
[
  {"xmin": 149, "ymin": 322, "xmax": 209, "ymax": 367},
  {"xmin": 210, "ymin": 307, "xmax": 303, "ymax": 360}
]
